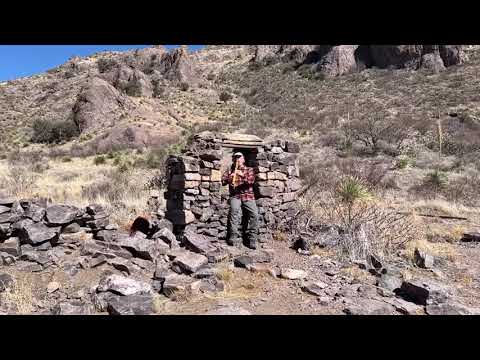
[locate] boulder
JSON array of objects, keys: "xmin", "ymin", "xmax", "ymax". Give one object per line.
[
  {"xmin": 0, "ymin": 212, "xmax": 22, "ymax": 224},
  {"xmin": 96, "ymin": 274, "xmax": 153, "ymax": 296},
  {"xmin": 45, "ymin": 205, "xmax": 79, "ymax": 225},
  {"xmin": 0, "ymin": 205, "xmax": 10, "ymax": 215},
  {"xmin": 234, "ymin": 256, "xmax": 253, "ymax": 268},
  {"xmin": 116, "ymin": 233, "xmax": 167, "ymax": 261},
  {"xmin": 344, "ymin": 298, "xmax": 398, "ymax": 315},
  {"xmin": 72, "ymin": 77, "xmax": 134, "ymax": 132},
  {"xmin": 377, "ymin": 273, "xmax": 403, "ymax": 292},
  {"xmin": 316, "ymin": 45, "xmax": 360, "ymax": 77},
  {"xmin": 398, "ymin": 279, "xmax": 450, "ymax": 306},
  {"xmin": 173, "ymin": 252, "xmax": 208, "ymax": 274},
  {"xmin": 420, "ymin": 53, "xmax": 446, "ymax": 73},
  {"xmin": 19, "ymin": 222, "xmax": 59, "ymax": 245},
  {"xmin": 152, "ymin": 228, "xmax": 177, "ymax": 246},
  {"xmin": 182, "ymin": 230, "xmax": 216, "ymax": 254},
  {"xmin": 461, "ymin": 231, "xmax": 480, "ymax": 242},
  {"xmin": 23, "ymin": 203, "xmax": 46, "ymax": 222},
  {"xmin": 439, "ymin": 45, "xmax": 465, "ymax": 67},
  {"xmin": 62, "ymin": 223, "xmax": 82, "ymax": 234},
  {"xmin": 107, "ymin": 294, "xmax": 154, "ymax": 315},
  {"xmin": 0, "ymin": 237, "xmax": 21, "ymax": 257},
  {"xmin": 52, "ymin": 302, "xmax": 93, "ymax": 315},
  {"xmin": 0, "ymin": 197, "xmax": 14, "ymax": 207}
]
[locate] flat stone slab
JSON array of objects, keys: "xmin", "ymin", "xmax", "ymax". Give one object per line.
[
  {"xmin": 205, "ymin": 305, "xmax": 252, "ymax": 315},
  {"xmin": 96, "ymin": 274, "xmax": 152, "ymax": 296},
  {"xmin": 280, "ymin": 268, "xmax": 308, "ymax": 280},
  {"xmin": 107, "ymin": 294, "xmax": 154, "ymax": 315},
  {"xmin": 173, "ymin": 252, "xmax": 208, "ymax": 274}
]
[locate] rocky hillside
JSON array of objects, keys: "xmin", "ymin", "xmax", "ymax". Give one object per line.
[{"xmin": 0, "ymin": 45, "xmax": 473, "ymax": 157}]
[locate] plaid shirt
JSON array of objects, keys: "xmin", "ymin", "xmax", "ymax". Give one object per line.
[{"xmin": 221, "ymin": 165, "xmax": 256, "ymax": 201}]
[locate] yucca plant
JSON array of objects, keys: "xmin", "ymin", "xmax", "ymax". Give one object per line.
[
  {"xmin": 336, "ymin": 176, "xmax": 373, "ymax": 205},
  {"xmin": 335, "ymin": 176, "xmax": 373, "ymax": 227}
]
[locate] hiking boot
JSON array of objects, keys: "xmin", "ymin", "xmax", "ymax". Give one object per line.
[{"xmin": 227, "ymin": 238, "xmax": 242, "ymax": 248}]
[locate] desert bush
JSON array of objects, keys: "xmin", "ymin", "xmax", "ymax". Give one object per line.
[
  {"xmin": 179, "ymin": 82, "xmax": 189, "ymax": 91},
  {"xmin": 219, "ymin": 91, "xmax": 233, "ymax": 102},
  {"xmin": 443, "ymin": 171, "xmax": 480, "ymax": 206},
  {"xmin": 396, "ymin": 155, "xmax": 414, "ymax": 169},
  {"xmin": 31, "ymin": 118, "xmax": 80, "ymax": 144},
  {"xmin": 284, "ymin": 173, "xmax": 420, "ymax": 262},
  {"xmin": 342, "ymin": 112, "xmax": 415, "ymax": 155},
  {"xmin": 424, "ymin": 170, "xmax": 448, "ymax": 193},
  {"xmin": 94, "ymin": 155, "xmax": 106, "ymax": 165},
  {"xmin": 0, "ymin": 165, "xmax": 37, "ymax": 198}
]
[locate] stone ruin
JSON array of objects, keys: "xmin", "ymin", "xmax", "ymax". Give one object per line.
[{"xmin": 164, "ymin": 132, "xmax": 302, "ymax": 244}]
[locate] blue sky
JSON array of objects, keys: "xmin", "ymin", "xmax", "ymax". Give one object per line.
[{"xmin": 0, "ymin": 45, "xmax": 204, "ymax": 81}]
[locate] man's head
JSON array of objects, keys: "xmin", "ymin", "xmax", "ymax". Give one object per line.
[{"xmin": 233, "ymin": 152, "xmax": 245, "ymax": 166}]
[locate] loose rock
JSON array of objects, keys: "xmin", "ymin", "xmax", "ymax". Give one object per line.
[
  {"xmin": 107, "ymin": 294, "xmax": 154, "ymax": 315},
  {"xmin": 281, "ymin": 269, "xmax": 308, "ymax": 280},
  {"xmin": 173, "ymin": 252, "xmax": 208, "ymax": 274},
  {"xmin": 97, "ymin": 274, "xmax": 152, "ymax": 296}
]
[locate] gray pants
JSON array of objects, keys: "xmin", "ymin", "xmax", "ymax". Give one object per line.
[{"xmin": 227, "ymin": 198, "xmax": 258, "ymax": 246}]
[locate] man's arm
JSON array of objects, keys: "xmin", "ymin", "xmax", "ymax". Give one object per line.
[{"xmin": 221, "ymin": 169, "xmax": 232, "ymax": 186}]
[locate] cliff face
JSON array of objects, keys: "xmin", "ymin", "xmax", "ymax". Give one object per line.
[{"xmin": 252, "ymin": 45, "xmax": 466, "ymax": 76}]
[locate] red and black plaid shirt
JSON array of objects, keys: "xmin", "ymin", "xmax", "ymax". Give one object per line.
[{"xmin": 221, "ymin": 165, "xmax": 256, "ymax": 201}]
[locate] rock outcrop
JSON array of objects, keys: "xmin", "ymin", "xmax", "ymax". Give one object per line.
[
  {"xmin": 253, "ymin": 45, "xmax": 466, "ymax": 76},
  {"xmin": 72, "ymin": 77, "xmax": 134, "ymax": 132}
]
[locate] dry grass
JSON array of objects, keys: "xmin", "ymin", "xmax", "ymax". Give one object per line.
[
  {"xmin": 0, "ymin": 157, "xmax": 162, "ymax": 228},
  {"xmin": 0, "ymin": 272, "xmax": 35, "ymax": 314},
  {"xmin": 426, "ymin": 223, "xmax": 467, "ymax": 243},
  {"xmin": 272, "ymin": 230, "xmax": 289, "ymax": 242},
  {"xmin": 341, "ymin": 265, "xmax": 375, "ymax": 283},
  {"xmin": 406, "ymin": 238, "xmax": 458, "ymax": 262},
  {"xmin": 411, "ymin": 199, "xmax": 471, "ymax": 217}
]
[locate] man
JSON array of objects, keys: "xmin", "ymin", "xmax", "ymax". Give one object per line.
[{"xmin": 221, "ymin": 151, "xmax": 259, "ymax": 249}]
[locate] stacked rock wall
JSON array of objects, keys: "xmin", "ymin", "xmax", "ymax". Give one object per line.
[{"xmin": 164, "ymin": 132, "xmax": 302, "ymax": 243}]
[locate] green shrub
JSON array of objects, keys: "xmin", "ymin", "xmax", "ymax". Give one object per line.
[
  {"xmin": 180, "ymin": 82, "xmax": 189, "ymax": 91},
  {"xmin": 396, "ymin": 156, "xmax": 414, "ymax": 169},
  {"xmin": 424, "ymin": 170, "xmax": 448, "ymax": 193},
  {"xmin": 31, "ymin": 118, "xmax": 80, "ymax": 144},
  {"xmin": 62, "ymin": 157, "xmax": 72, "ymax": 163},
  {"xmin": 94, "ymin": 155, "xmax": 106, "ymax": 165}
]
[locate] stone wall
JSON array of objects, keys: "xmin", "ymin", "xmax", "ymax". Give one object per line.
[{"xmin": 164, "ymin": 132, "xmax": 302, "ymax": 243}]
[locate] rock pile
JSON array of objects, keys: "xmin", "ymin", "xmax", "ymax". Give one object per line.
[
  {"xmin": 164, "ymin": 132, "xmax": 302, "ymax": 244},
  {"xmin": 0, "ymin": 192, "xmax": 278, "ymax": 314},
  {"xmin": 0, "ymin": 196, "xmax": 113, "ymax": 268}
]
